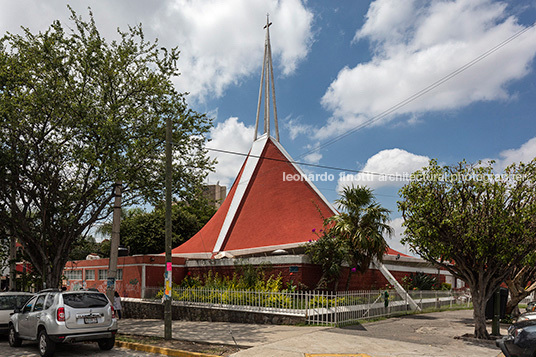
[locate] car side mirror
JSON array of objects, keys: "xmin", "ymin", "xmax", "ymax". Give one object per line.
[{"xmin": 12, "ymin": 307, "xmax": 21, "ymax": 314}]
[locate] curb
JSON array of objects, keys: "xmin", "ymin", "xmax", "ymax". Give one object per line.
[
  {"xmin": 115, "ymin": 340, "xmax": 220, "ymax": 357},
  {"xmin": 304, "ymin": 354, "xmax": 372, "ymax": 357}
]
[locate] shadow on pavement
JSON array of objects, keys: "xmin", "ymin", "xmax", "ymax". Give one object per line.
[
  {"xmin": 456, "ymin": 318, "xmax": 475, "ymax": 325},
  {"xmin": 339, "ymin": 323, "xmax": 367, "ymax": 331},
  {"xmin": 324, "ymin": 323, "xmax": 368, "ymax": 336},
  {"xmin": 400, "ymin": 314, "xmax": 438, "ymax": 320}
]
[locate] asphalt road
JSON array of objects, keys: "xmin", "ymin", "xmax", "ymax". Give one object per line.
[{"xmin": 0, "ymin": 335, "xmax": 162, "ymax": 357}]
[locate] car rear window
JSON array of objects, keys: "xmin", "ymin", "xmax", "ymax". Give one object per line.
[
  {"xmin": 63, "ymin": 293, "xmax": 109, "ymax": 308},
  {"xmin": 0, "ymin": 295, "xmax": 34, "ymax": 310}
]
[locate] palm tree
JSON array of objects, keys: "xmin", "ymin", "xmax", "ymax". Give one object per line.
[{"xmin": 328, "ymin": 186, "xmax": 393, "ymax": 290}]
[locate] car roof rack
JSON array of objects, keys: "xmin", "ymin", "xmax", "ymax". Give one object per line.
[{"xmin": 37, "ymin": 288, "xmax": 62, "ymax": 293}]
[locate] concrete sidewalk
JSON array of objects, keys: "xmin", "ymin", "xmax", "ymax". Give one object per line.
[
  {"xmin": 119, "ymin": 309, "xmax": 503, "ymax": 356},
  {"xmin": 118, "ymin": 319, "xmax": 327, "ymax": 348}
]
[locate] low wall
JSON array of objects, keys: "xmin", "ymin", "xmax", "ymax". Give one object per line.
[{"xmin": 121, "ymin": 298, "xmax": 305, "ymax": 325}]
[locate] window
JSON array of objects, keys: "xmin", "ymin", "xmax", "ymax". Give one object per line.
[
  {"xmin": 0, "ymin": 294, "xmax": 34, "ymax": 310},
  {"xmin": 85, "ymin": 269, "xmax": 95, "ymax": 281},
  {"xmin": 22, "ymin": 296, "xmax": 37, "ymax": 313},
  {"xmin": 33, "ymin": 295, "xmax": 45, "ymax": 312},
  {"xmin": 44, "ymin": 294, "xmax": 55, "ymax": 310},
  {"xmin": 63, "ymin": 292, "xmax": 108, "ymax": 308},
  {"xmin": 64, "ymin": 269, "xmax": 82, "ymax": 280},
  {"xmin": 97, "ymin": 269, "xmax": 122, "ymax": 281}
]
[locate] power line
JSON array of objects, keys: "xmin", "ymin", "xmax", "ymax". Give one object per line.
[
  {"xmin": 202, "ymin": 22, "xmax": 535, "ymax": 183},
  {"xmin": 206, "ymin": 146, "xmax": 408, "ymax": 180},
  {"xmin": 296, "ymin": 22, "xmax": 536, "ymax": 160}
]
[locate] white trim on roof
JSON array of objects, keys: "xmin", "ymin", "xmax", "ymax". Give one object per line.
[
  {"xmin": 223, "ymin": 241, "xmax": 308, "ymax": 257},
  {"xmin": 212, "ymin": 134, "xmax": 268, "ymax": 254},
  {"xmin": 172, "ymin": 252, "xmax": 213, "ymax": 259}
]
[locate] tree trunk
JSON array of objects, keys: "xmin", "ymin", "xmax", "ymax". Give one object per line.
[
  {"xmin": 505, "ymin": 273, "xmax": 536, "ymax": 316},
  {"xmin": 315, "ymin": 273, "xmax": 328, "ymax": 290},
  {"xmin": 46, "ymin": 270, "xmax": 62, "ymax": 290},
  {"xmin": 471, "ymin": 288, "xmax": 490, "ymax": 339},
  {"xmin": 345, "ymin": 269, "xmax": 354, "ymax": 291},
  {"xmin": 334, "ymin": 278, "xmax": 340, "ymax": 292},
  {"xmin": 506, "ymin": 291, "xmax": 530, "ymax": 316}
]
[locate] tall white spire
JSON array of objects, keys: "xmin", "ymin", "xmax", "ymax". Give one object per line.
[{"xmin": 254, "ymin": 14, "xmax": 279, "ymax": 142}]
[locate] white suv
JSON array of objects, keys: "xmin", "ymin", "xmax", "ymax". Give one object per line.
[{"xmin": 8, "ymin": 289, "xmax": 118, "ymax": 357}]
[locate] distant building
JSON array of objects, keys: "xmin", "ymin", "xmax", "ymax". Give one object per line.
[
  {"xmin": 203, "ymin": 183, "xmax": 227, "ymax": 209},
  {"xmin": 63, "ymin": 255, "xmax": 185, "ymax": 298}
]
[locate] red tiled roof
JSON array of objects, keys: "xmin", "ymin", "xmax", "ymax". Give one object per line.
[{"xmin": 386, "ymin": 248, "xmax": 411, "ymax": 258}]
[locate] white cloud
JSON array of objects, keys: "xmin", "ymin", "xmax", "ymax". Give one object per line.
[
  {"xmin": 386, "ymin": 217, "xmax": 414, "ymax": 257},
  {"xmin": 338, "ymin": 148, "xmax": 430, "ymax": 190},
  {"xmin": 354, "ymin": 0, "xmax": 418, "ymax": 47},
  {"xmin": 303, "ymin": 151, "xmax": 322, "ymax": 165},
  {"xmin": 207, "ymin": 117, "xmax": 254, "ymax": 187},
  {"xmin": 318, "ymin": 0, "xmax": 536, "ymax": 139},
  {"xmin": 155, "ymin": 0, "xmax": 313, "ymax": 100},
  {"xmin": 285, "ymin": 116, "xmax": 314, "ymax": 140},
  {"xmin": 0, "ymin": 0, "xmax": 314, "ymax": 101},
  {"xmin": 490, "ymin": 136, "xmax": 536, "ymax": 170},
  {"xmin": 298, "ymin": 142, "xmax": 323, "ymax": 164}
]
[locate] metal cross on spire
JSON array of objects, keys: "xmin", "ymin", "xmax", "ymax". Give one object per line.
[{"xmin": 254, "ymin": 14, "xmax": 280, "ymax": 142}]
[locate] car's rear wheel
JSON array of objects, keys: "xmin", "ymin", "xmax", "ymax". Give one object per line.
[
  {"xmin": 38, "ymin": 329, "xmax": 56, "ymax": 357},
  {"xmin": 8, "ymin": 325, "xmax": 22, "ymax": 347},
  {"xmin": 98, "ymin": 336, "xmax": 115, "ymax": 350}
]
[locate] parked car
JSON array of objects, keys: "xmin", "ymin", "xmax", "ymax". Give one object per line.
[
  {"xmin": 526, "ymin": 301, "xmax": 536, "ymax": 313},
  {"xmin": 8, "ymin": 289, "xmax": 117, "ymax": 357},
  {"xmin": 0, "ymin": 292, "xmax": 35, "ymax": 334},
  {"xmin": 516, "ymin": 312, "xmax": 536, "ymax": 323},
  {"xmin": 496, "ymin": 319, "xmax": 536, "ymax": 357}
]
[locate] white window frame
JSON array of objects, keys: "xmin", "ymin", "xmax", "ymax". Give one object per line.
[
  {"xmin": 64, "ymin": 270, "xmax": 82, "ymax": 280},
  {"xmin": 85, "ymin": 269, "xmax": 95, "ymax": 281}
]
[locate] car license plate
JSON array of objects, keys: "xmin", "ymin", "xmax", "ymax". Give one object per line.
[{"xmin": 84, "ymin": 317, "xmax": 97, "ymax": 324}]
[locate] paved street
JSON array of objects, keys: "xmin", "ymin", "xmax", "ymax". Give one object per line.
[
  {"xmin": 119, "ymin": 309, "xmax": 504, "ymax": 356},
  {"xmin": 231, "ymin": 309, "xmax": 503, "ymax": 356},
  {"xmin": 0, "ymin": 336, "xmax": 162, "ymax": 357}
]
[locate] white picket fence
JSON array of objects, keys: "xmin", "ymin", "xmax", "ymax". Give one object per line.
[{"xmin": 143, "ymin": 287, "xmax": 471, "ymax": 326}]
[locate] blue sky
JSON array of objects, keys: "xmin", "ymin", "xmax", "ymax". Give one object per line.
[{"xmin": 2, "ymin": 0, "xmax": 536, "ymax": 254}]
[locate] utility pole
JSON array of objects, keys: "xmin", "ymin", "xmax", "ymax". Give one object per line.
[
  {"xmin": 9, "ymin": 235, "xmax": 16, "ymax": 291},
  {"xmin": 492, "ymin": 288, "xmax": 501, "ymax": 336},
  {"xmin": 106, "ymin": 181, "xmax": 122, "ymax": 302},
  {"xmin": 164, "ymin": 113, "xmax": 173, "ymax": 339},
  {"xmin": 10, "ymin": 170, "xmax": 18, "ymax": 291}
]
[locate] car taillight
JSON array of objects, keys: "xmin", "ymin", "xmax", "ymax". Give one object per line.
[
  {"xmin": 57, "ymin": 307, "xmax": 65, "ymax": 322},
  {"xmin": 111, "ymin": 306, "xmax": 116, "ymax": 319}
]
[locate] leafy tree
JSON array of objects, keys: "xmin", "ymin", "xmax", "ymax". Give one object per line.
[
  {"xmin": 305, "ymin": 229, "xmax": 349, "ymax": 290},
  {"xmin": 398, "ymin": 159, "xmax": 536, "ymax": 339},
  {"xmin": 328, "ymin": 186, "xmax": 392, "ymax": 290},
  {"xmin": 68, "ymin": 235, "xmax": 110, "ymax": 261},
  {"xmin": 402, "ymin": 272, "xmax": 439, "ymax": 291},
  {"xmin": 0, "ymin": 9, "xmax": 213, "ymax": 289},
  {"xmin": 98, "ymin": 200, "xmax": 216, "ymax": 255}
]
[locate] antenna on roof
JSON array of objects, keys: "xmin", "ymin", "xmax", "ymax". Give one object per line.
[{"xmin": 254, "ymin": 14, "xmax": 280, "ymax": 142}]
